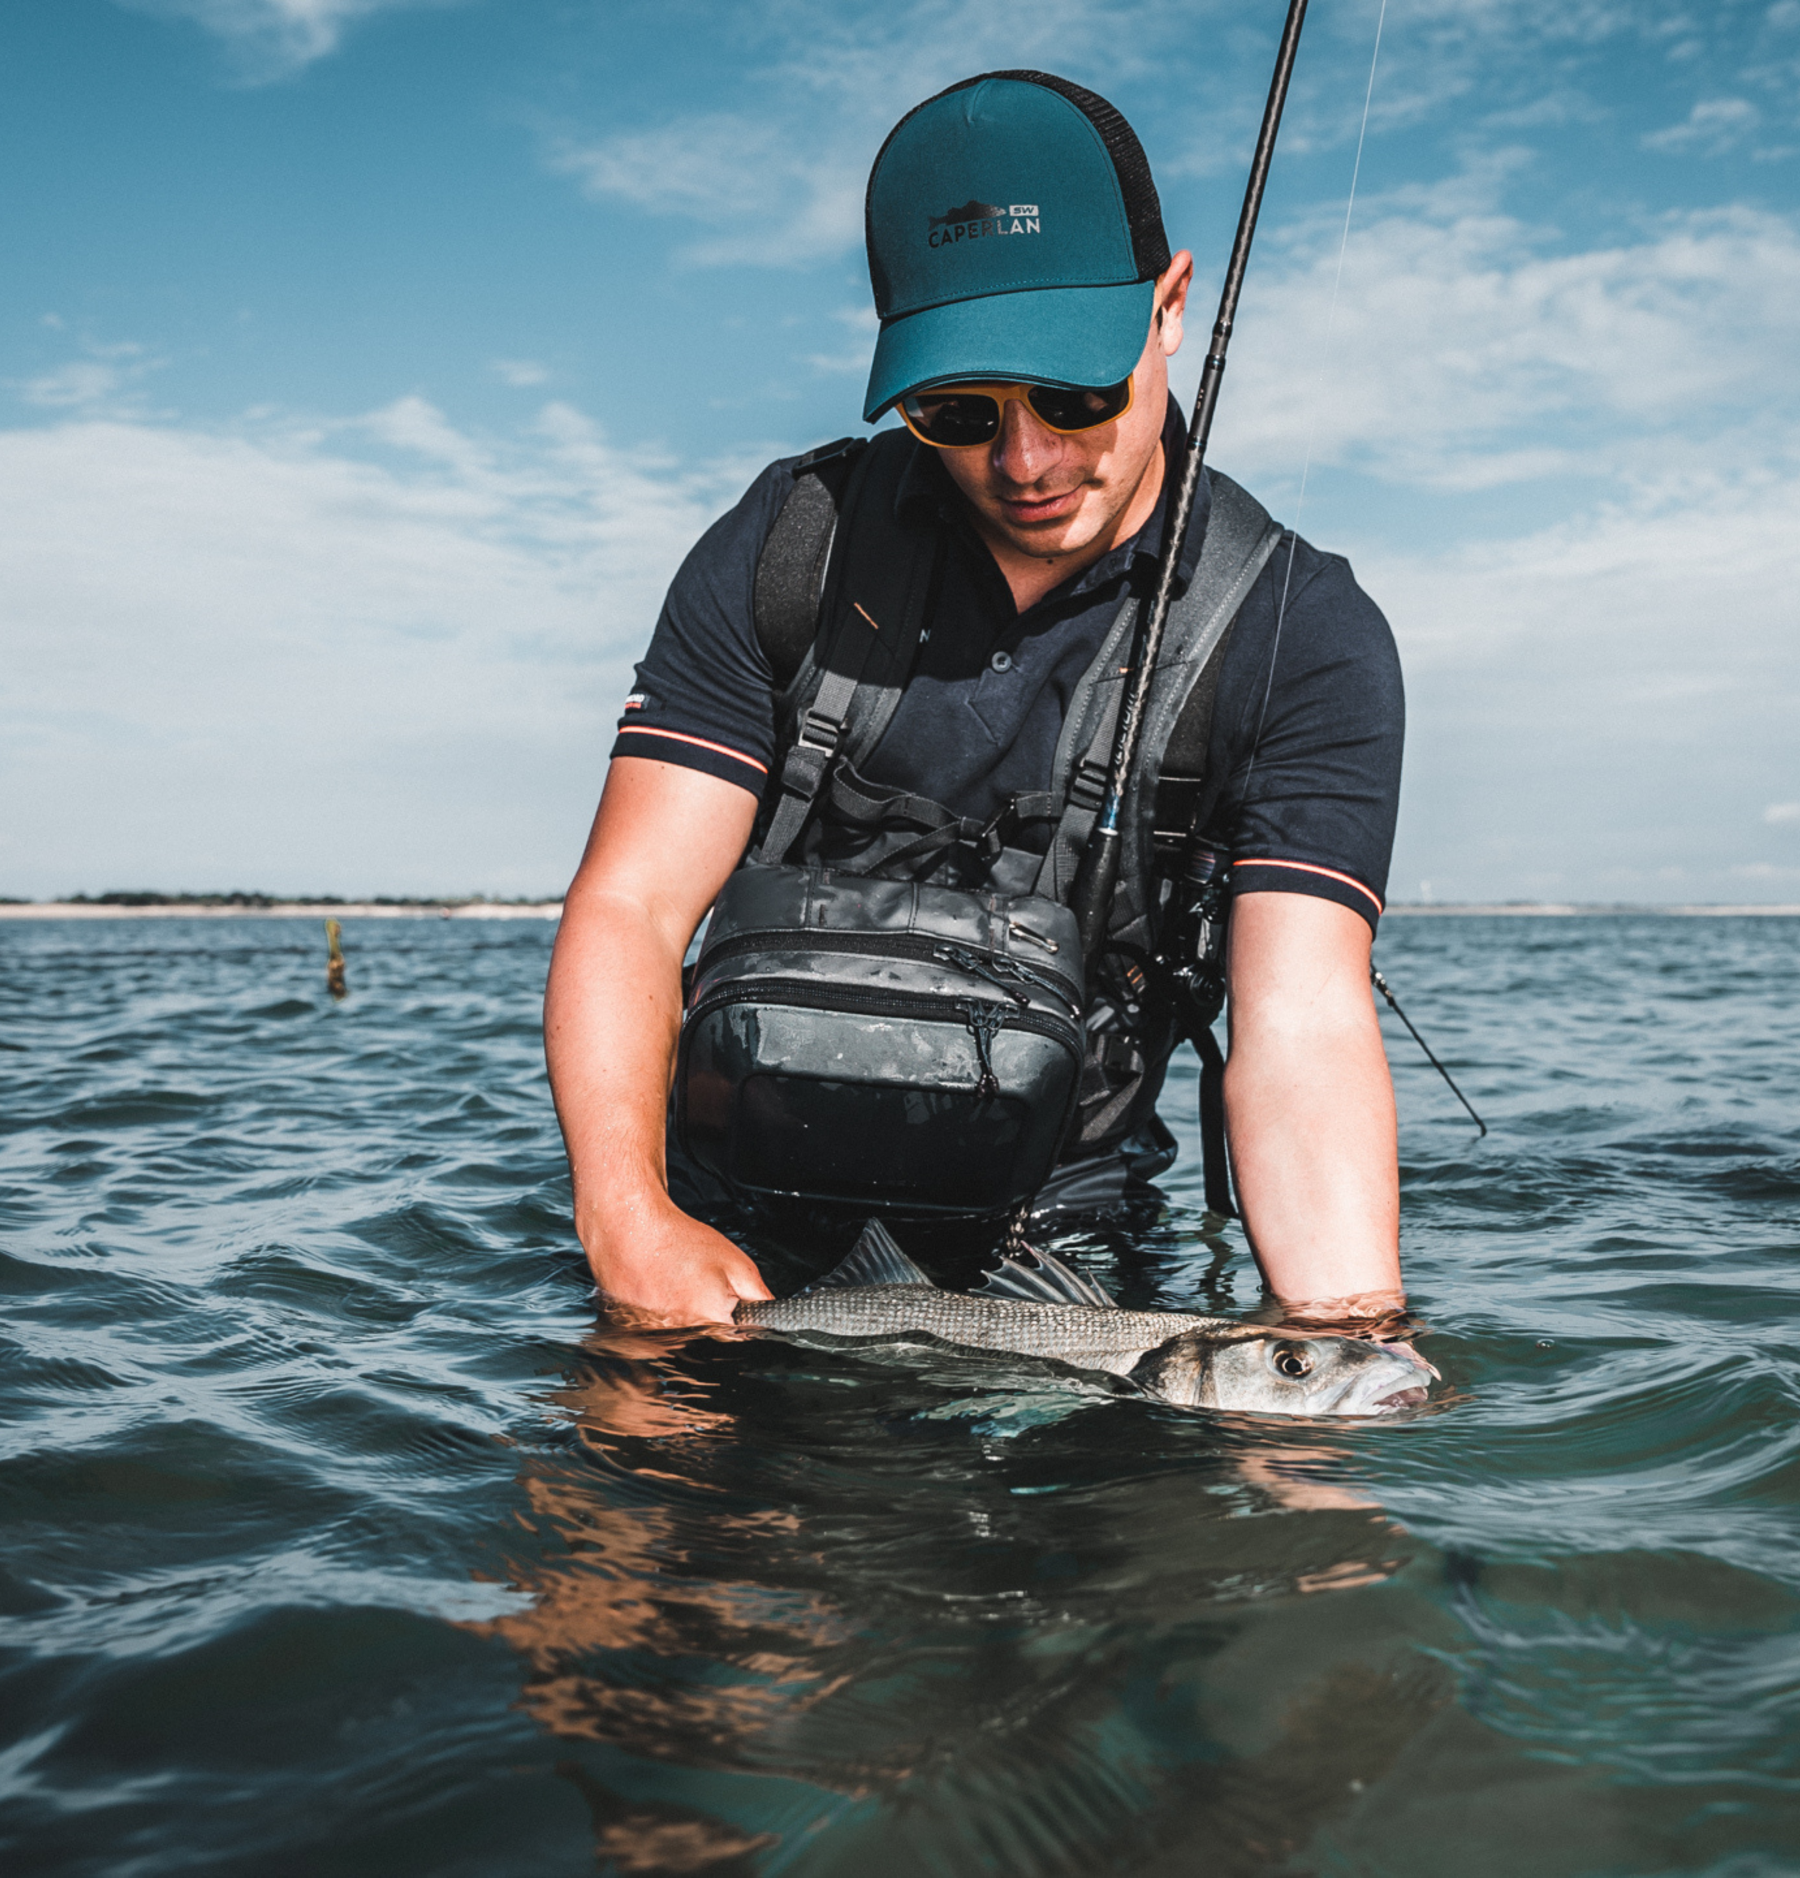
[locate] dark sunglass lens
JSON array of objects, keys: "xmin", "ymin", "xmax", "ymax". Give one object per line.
[
  {"xmin": 1027, "ymin": 380, "xmax": 1131, "ymax": 431},
  {"xmin": 905, "ymin": 392, "xmax": 1000, "ymax": 446}
]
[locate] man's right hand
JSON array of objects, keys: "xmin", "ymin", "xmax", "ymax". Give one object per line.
[{"xmin": 583, "ymin": 1198, "xmax": 774, "ymax": 1328}]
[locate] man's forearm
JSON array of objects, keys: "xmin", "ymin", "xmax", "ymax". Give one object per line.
[
  {"xmin": 1223, "ymin": 893, "xmax": 1401, "ymax": 1310},
  {"xmin": 543, "ymin": 883, "xmax": 685, "ymax": 1250},
  {"xmin": 543, "ymin": 879, "xmax": 772, "ymax": 1321}
]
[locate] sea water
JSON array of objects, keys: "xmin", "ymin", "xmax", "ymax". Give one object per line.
[{"xmin": 2, "ymin": 913, "xmax": 1798, "ymax": 1876}]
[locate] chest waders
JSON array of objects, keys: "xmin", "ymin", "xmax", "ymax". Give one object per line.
[{"xmin": 672, "ymin": 428, "xmax": 1283, "ymax": 1220}]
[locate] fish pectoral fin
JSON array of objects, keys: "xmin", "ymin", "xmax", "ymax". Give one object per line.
[
  {"xmin": 972, "ymin": 1244, "xmax": 1118, "ymax": 1310},
  {"xmin": 811, "ymin": 1219, "xmax": 935, "ymax": 1292}
]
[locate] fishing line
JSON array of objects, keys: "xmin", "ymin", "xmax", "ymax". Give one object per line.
[
  {"xmin": 1241, "ymin": 0, "xmax": 1388, "ymax": 797},
  {"xmin": 1373, "ymin": 968, "xmax": 1488, "ymax": 1135},
  {"xmin": 1228, "ymin": 1, "xmax": 1481, "ymax": 1137}
]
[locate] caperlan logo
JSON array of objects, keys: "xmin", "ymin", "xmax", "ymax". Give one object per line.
[{"xmin": 928, "ymin": 201, "xmax": 1041, "ymax": 248}]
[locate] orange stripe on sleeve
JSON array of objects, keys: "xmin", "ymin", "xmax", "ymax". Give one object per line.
[
  {"xmin": 615, "ymin": 726, "xmax": 769, "ymax": 776},
  {"xmin": 1231, "ymin": 858, "xmax": 1384, "ymax": 917}
]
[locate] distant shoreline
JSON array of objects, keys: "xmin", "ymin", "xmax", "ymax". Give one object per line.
[
  {"xmin": 1383, "ymin": 903, "xmax": 1800, "ymax": 917},
  {"xmin": 0, "ymin": 902, "xmax": 563, "ymax": 921},
  {"xmin": 2, "ymin": 900, "xmax": 1798, "ymax": 921}
]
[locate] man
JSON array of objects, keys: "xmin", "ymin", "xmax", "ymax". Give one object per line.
[{"xmin": 545, "ymin": 71, "xmax": 1403, "ymax": 1326}]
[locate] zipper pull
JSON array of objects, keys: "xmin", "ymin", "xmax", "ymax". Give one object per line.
[
  {"xmin": 961, "ymin": 1000, "xmax": 1004, "ymax": 1097},
  {"xmin": 933, "ymin": 943, "xmax": 1030, "ymax": 1006},
  {"xmin": 1008, "ymin": 920, "xmax": 1058, "ymax": 953}
]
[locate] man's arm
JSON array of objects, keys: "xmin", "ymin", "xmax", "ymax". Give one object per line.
[
  {"xmin": 543, "ymin": 756, "xmax": 772, "ymax": 1325},
  {"xmin": 1223, "ymin": 891, "xmax": 1400, "ymax": 1314}
]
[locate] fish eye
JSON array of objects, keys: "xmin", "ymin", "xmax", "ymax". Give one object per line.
[{"xmin": 1272, "ymin": 1342, "xmax": 1313, "ymax": 1379}]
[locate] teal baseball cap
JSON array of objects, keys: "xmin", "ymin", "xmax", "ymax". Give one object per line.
[{"xmin": 862, "ymin": 71, "xmax": 1172, "ymax": 424}]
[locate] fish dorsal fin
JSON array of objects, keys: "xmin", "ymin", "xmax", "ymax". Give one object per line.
[
  {"xmin": 812, "ymin": 1219, "xmax": 934, "ymax": 1291},
  {"xmin": 972, "ymin": 1244, "xmax": 1118, "ymax": 1310}
]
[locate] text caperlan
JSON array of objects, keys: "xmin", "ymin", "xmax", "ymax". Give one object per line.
[{"xmin": 927, "ymin": 200, "xmax": 1041, "ymax": 248}]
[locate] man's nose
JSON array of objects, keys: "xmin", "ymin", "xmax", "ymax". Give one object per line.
[{"xmin": 989, "ymin": 395, "xmax": 1064, "ymax": 487}]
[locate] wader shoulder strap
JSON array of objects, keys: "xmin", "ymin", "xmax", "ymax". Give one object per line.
[
  {"xmin": 1154, "ymin": 505, "xmax": 1293, "ymax": 855},
  {"xmin": 753, "ymin": 436, "xmax": 866, "ymax": 691},
  {"xmin": 1125, "ymin": 472, "xmax": 1285, "ymax": 884},
  {"xmin": 1034, "ymin": 592, "xmax": 1140, "ymax": 903},
  {"xmin": 1036, "ymin": 471, "xmax": 1286, "ymax": 907},
  {"xmin": 753, "ymin": 430, "xmax": 938, "ymax": 864}
]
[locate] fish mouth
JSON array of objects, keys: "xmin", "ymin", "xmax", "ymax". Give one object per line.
[{"xmin": 1335, "ymin": 1342, "xmax": 1439, "ymax": 1415}]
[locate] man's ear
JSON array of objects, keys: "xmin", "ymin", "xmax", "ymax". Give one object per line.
[{"xmin": 1156, "ymin": 251, "xmax": 1195, "ymax": 359}]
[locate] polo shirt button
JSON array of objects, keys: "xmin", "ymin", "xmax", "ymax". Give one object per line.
[{"xmin": 989, "ymin": 649, "xmax": 1014, "ymax": 674}]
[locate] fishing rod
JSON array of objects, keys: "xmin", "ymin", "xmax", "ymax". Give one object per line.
[
  {"xmin": 1068, "ymin": 0, "xmax": 1311, "ymax": 958},
  {"xmin": 1371, "ymin": 966, "xmax": 1487, "ymax": 1135}
]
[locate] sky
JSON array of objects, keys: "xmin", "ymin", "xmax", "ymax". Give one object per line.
[{"xmin": 3, "ymin": 0, "xmax": 1798, "ymax": 903}]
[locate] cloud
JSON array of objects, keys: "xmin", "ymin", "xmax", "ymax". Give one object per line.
[
  {"xmin": 1203, "ymin": 191, "xmax": 1800, "ymax": 493},
  {"xmin": 113, "ymin": 0, "xmax": 450, "ymax": 80},
  {"xmin": 0, "ymin": 400, "xmax": 767, "ymax": 895},
  {"xmin": 1365, "ymin": 467, "xmax": 1800, "ymax": 901},
  {"xmin": 550, "ymin": 114, "xmax": 864, "ymax": 266},
  {"xmin": 18, "ymin": 361, "xmax": 135, "ymax": 410},
  {"xmin": 492, "ymin": 358, "xmax": 551, "ymax": 388},
  {"xmin": 1766, "ymin": 803, "xmax": 1800, "ymax": 825},
  {"xmin": 10, "ymin": 342, "xmax": 167, "ymax": 418},
  {"xmin": 1644, "ymin": 98, "xmax": 1761, "ymax": 155}
]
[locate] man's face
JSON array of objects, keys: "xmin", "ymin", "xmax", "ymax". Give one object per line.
[{"xmin": 930, "ymin": 253, "xmax": 1193, "ymax": 567}]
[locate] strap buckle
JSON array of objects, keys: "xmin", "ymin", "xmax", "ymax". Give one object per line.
[
  {"xmin": 1069, "ymin": 755, "xmax": 1110, "ymax": 813},
  {"xmin": 799, "ymin": 704, "xmax": 843, "ymax": 751}
]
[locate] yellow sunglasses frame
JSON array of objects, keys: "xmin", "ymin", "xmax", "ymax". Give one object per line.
[{"xmin": 897, "ymin": 376, "xmax": 1136, "ymax": 449}]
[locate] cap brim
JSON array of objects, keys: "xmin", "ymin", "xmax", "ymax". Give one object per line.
[{"xmin": 862, "ymin": 279, "xmax": 1155, "ymax": 424}]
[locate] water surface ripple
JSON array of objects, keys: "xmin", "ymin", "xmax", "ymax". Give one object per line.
[{"xmin": 2, "ymin": 914, "xmax": 1798, "ymax": 1875}]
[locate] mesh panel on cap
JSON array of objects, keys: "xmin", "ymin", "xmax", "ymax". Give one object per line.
[{"xmin": 865, "ymin": 70, "xmax": 1172, "ymax": 311}]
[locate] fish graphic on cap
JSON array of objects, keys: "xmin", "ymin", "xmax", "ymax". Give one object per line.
[{"xmin": 928, "ymin": 199, "xmax": 1004, "ymax": 228}]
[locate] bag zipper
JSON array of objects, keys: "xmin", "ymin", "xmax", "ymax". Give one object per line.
[
  {"xmin": 685, "ymin": 976, "xmax": 1084, "ymax": 1072},
  {"xmin": 697, "ymin": 926, "xmax": 1082, "ymax": 1013}
]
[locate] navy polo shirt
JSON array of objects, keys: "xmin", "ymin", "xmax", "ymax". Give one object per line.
[{"xmin": 611, "ymin": 399, "xmax": 1403, "ymax": 930}]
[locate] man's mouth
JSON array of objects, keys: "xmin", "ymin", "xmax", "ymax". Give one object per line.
[{"xmin": 998, "ymin": 488, "xmax": 1081, "ymax": 525}]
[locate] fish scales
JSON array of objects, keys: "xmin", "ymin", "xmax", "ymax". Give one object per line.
[{"xmin": 739, "ymin": 1286, "xmax": 1220, "ymax": 1365}]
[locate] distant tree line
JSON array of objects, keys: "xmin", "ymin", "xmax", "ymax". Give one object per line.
[{"xmin": 58, "ymin": 891, "xmax": 559, "ymax": 906}]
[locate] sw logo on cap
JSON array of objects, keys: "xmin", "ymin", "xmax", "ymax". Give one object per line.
[{"xmin": 926, "ymin": 199, "xmax": 1043, "ymax": 249}]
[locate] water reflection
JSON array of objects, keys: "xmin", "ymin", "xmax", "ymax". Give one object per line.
[
  {"xmin": 556, "ymin": 1761, "xmax": 780, "ymax": 1875},
  {"xmin": 477, "ymin": 1317, "xmax": 1456, "ymax": 1872},
  {"xmin": 475, "ymin": 1332, "xmax": 857, "ymax": 1776}
]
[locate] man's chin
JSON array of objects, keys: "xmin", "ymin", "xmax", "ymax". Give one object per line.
[{"xmin": 988, "ymin": 508, "xmax": 1102, "ymax": 560}]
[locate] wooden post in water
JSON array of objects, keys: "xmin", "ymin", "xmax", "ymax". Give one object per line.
[{"xmin": 325, "ymin": 918, "xmax": 347, "ymax": 1000}]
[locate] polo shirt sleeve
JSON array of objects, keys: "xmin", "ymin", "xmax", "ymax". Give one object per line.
[
  {"xmin": 607, "ymin": 458, "xmax": 796, "ymax": 795},
  {"xmin": 1211, "ymin": 540, "xmax": 1405, "ymax": 933}
]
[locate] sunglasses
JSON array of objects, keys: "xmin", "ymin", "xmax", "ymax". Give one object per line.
[{"xmin": 897, "ymin": 376, "xmax": 1135, "ymax": 449}]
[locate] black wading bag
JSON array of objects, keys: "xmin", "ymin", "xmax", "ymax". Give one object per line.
[{"xmin": 677, "ymin": 866, "xmax": 1084, "ymax": 1215}]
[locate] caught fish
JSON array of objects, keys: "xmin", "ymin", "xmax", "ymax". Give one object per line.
[{"xmin": 737, "ymin": 1222, "xmax": 1436, "ymax": 1418}]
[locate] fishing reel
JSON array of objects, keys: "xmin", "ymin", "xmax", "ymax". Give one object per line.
[{"xmin": 1158, "ymin": 834, "xmax": 1231, "ymax": 1040}]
